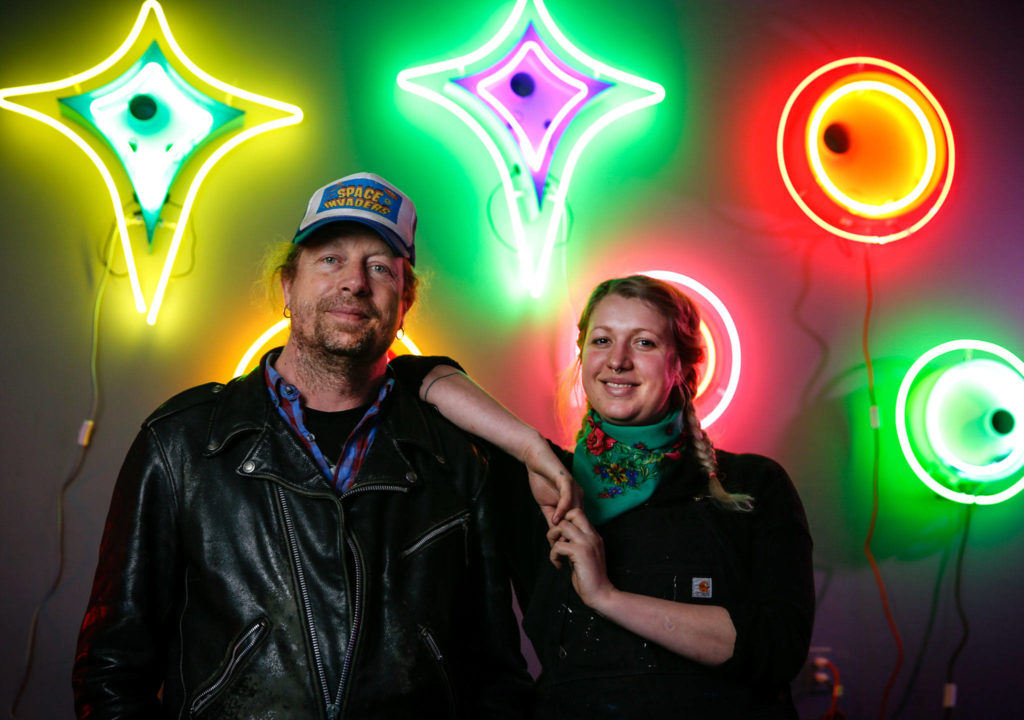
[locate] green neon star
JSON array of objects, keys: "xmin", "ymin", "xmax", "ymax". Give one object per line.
[
  {"xmin": 398, "ymin": 0, "xmax": 664, "ymax": 298},
  {"xmin": 0, "ymin": 1, "xmax": 303, "ymax": 324}
]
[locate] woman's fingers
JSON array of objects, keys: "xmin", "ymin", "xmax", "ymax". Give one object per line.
[{"xmin": 545, "ymin": 510, "xmax": 589, "ymax": 545}]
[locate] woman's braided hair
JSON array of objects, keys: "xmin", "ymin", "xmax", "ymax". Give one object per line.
[{"xmin": 575, "ymin": 275, "xmax": 751, "ymax": 511}]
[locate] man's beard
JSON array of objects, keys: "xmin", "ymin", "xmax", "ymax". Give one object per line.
[{"xmin": 291, "ymin": 295, "xmax": 397, "ymax": 365}]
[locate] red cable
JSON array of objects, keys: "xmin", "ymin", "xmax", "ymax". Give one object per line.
[{"xmin": 861, "ymin": 247, "xmax": 905, "ymax": 719}]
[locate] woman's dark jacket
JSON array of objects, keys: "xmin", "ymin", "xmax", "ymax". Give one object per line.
[
  {"xmin": 504, "ymin": 445, "xmax": 815, "ymax": 719},
  {"xmin": 72, "ymin": 352, "xmax": 531, "ymax": 719}
]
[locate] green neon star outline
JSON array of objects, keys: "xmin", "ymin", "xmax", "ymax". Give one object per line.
[
  {"xmin": 0, "ymin": 0, "xmax": 303, "ymax": 325},
  {"xmin": 398, "ymin": 0, "xmax": 665, "ymax": 298}
]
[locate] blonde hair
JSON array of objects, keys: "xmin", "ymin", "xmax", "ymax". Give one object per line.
[{"xmin": 568, "ymin": 275, "xmax": 752, "ymax": 511}]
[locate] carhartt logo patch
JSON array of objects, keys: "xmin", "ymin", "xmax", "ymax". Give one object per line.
[{"xmin": 692, "ymin": 577, "xmax": 712, "ymax": 598}]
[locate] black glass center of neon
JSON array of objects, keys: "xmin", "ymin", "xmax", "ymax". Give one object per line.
[
  {"xmin": 823, "ymin": 123, "xmax": 850, "ymax": 154},
  {"xmin": 991, "ymin": 409, "xmax": 1015, "ymax": 435},
  {"xmin": 129, "ymin": 94, "xmax": 158, "ymax": 121},
  {"xmin": 510, "ymin": 72, "xmax": 535, "ymax": 97}
]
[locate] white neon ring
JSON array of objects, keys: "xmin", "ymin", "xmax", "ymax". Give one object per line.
[
  {"xmin": 776, "ymin": 56, "xmax": 955, "ymax": 244},
  {"xmin": 640, "ymin": 270, "xmax": 741, "ymax": 428},
  {"xmin": 895, "ymin": 339, "xmax": 1024, "ymax": 505},
  {"xmin": 923, "ymin": 360, "xmax": 1024, "ymax": 478},
  {"xmin": 806, "ymin": 79, "xmax": 937, "ymax": 217}
]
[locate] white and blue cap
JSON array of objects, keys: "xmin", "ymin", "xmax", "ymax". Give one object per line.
[{"xmin": 293, "ymin": 172, "xmax": 416, "ymax": 265}]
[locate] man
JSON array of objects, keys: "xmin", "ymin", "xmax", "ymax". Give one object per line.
[{"xmin": 72, "ymin": 172, "xmax": 532, "ymax": 719}]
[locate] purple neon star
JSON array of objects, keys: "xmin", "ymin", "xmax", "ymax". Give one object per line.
[{"xmin": 453, "ymin": 23, "xmax": 611, "ymax": 205}]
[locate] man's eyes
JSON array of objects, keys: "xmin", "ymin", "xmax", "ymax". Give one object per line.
[{"xmin": 315, "ymin": 257, "xmax": 393, "ymax": 276}]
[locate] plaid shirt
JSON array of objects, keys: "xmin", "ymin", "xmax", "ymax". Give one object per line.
[{"xmin": 265, "ymin": 355, "xmax": 394, "ymax": 493}]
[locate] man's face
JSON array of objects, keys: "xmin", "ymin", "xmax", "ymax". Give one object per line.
[{"xmin": 282, "ymin": 227, "xmax": 407, "ymax": 363}]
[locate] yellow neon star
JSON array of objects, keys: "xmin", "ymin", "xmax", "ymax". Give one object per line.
[{"xmin": 0, "ymin": 0, "xmax": 303, "ymax": 324}]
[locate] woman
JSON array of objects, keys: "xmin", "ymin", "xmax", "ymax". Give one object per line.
[{"xmin": 397, "ymin": 275, "xmax": 814, "ymax": 718}]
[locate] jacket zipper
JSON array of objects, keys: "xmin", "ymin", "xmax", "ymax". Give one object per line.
[
  {"xmin": 419, "ymin": 625, "xmax": 457, "ymax": 715},
  {"xmin": 399, "ymin": 512, "xmax": 470, "ymax": 559},
  {"xmin": 340, "ymin": 481, "xmax": 411, "ymax": 500},
  {"xmin": 188, "ymin": 617, "xmax": 269, "ymax": 716},
  {"xmin": 332, "ymin": 533, "xmax": 364, "ymax": 719},
  {"xmin": 276, "ymin": 483, "xmax": 408, "ymax": 719},
  {"xmin": 276, "ymin": 487, "xmax": 334, "ymax": 713}
]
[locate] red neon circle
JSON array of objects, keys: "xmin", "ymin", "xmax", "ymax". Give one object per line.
[{"xmin": 777, "ymin": 57, "xmax": 954, "ymax": 243}]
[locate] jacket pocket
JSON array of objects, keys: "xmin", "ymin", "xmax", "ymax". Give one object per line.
[
  {"xmin": 189, "ymin": 616, "xmax": 270, "ymax": 717},
  {"xmin": 418, "ymin": 624, "xmax": 457, "ymax": 717},
  {"xmin": 400, "ymin": 511, "xmax": 470, "ymax": 561}
]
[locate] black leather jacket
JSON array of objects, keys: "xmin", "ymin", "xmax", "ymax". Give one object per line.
[{"xmin": 72, "ymin": 352, "xmax": 531, "ymax": 719}]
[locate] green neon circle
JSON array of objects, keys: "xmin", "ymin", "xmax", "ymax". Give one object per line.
[{"xmin": 895, "ymin": 340, "xmax": 1024, "ymax": 504}]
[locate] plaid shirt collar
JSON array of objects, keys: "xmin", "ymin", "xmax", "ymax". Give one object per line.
[{"xmin": 264, "ymin": 351, "xmax": 394, "ymax": 493}]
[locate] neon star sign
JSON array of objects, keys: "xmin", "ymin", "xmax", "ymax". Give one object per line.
[
  {"xmin": 0, "ymin": 1, "xmax": 303, "ymax": 325},
  {"xmin": 452, "ymin": 23, "xmax": 612, "ymax": 206},
  {"xmin": 59, "ymin": 41, "xmax": 244, "ymax": 245},
  {"xmin": 398, "ymin": 0, "xmax": 664, "ymax": 297},
  {"xmin": 895, "ymin": 340, "xmax": 1024, "ymax": 505}
]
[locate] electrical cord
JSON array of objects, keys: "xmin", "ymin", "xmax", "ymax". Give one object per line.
[
  {"xmin": 892, "ymin": 542, "xmax": 953, "ymax": 717},
  {"xmin": 793, "ymin": 239, "xmax": 831, "ymax": 410},
  {"xmin": 942, "ymin": 502, "xmax": 974, "ymax": 719},
  {"xmin": 814, "ymin": 657, "xmax": 846, "ymax": 720},
  {"xmin": 860, "ymin": 246, "xmax": 905, "ymax": 720},
  {"xmin": 9, "ymin": 226, "xmax": 115, "ymax": 719},
  {"xmin": 97, "ymin": 199, "xmax": 198, "ymax": 279},
  {"xmin": 485, "ymin": 171, "xmax": 573, "ymax": 253}
]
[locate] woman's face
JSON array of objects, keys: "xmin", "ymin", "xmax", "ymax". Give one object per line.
[{"xmin": 581, "ymin": 294, "xmax": 681, "ymax": 426}]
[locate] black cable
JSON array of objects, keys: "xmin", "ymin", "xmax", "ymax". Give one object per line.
[
  {"xmin": 485, "ymin": 173, "xmax": 573, "ymax": 252},
  {"xmin": 9, "ymin": 225, "xmax": 114, "ymax": 719},
  {"xmin": 96, "ymin": 199, "xmax": 198, "ymax": 279},
  {"xmin": 942, "ymin": 503, "xmax": 974, "ymax": 720},
  {"xmin": 892, "ymin": 542, "xmax": 953, "ymax": 717},
  {"xmin": 792, "ymin": 239, "xmax": 830, "ymax": 410}
]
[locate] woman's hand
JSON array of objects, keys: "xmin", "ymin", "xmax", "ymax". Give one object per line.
[
  {"xmin": 547, "ymin": 511, "xmax": 737, "ymax": 666},
  {"xmin": 546, "ymin": 509, "xmax": 616, "ymax": 608},
  {"xmin": 522, "ymin": 435, "xmax": 582, "ymax": 526},
  {"xmin": 415, "ymin": 365, "xmax": 581, "ymax": 524}
]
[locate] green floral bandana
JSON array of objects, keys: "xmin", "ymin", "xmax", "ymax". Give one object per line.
[{"xmin": 573, "ymin": 409, "xmax": 684, "ymax": 525}]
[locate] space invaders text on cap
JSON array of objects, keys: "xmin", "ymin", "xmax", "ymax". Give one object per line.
[{"xmin": 293, "ymin": 172, "xmax": 416, "ymax": 265}]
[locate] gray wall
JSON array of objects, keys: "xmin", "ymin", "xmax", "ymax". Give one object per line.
[{"xmin": 2, "ymin": 1, "xmax": 1022, "ymax": 717}]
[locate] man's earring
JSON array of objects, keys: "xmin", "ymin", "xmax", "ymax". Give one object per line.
[{"xmin": 283, "ymin": 306, "xmax": 291, "ymax": 319}]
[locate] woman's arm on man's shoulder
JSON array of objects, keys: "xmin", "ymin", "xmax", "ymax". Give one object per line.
[{"xmin": 388, "ymin": 354, "xmax": 579, "ymax": 524}]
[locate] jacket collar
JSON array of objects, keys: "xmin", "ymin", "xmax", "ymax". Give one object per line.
[{"xmin": 203, "ymin": 349, "xmax": 447, "ymax": 490}]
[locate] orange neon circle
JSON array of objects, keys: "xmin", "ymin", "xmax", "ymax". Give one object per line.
[
  {"xmin": 778, "ymin": 57, "xmax": 954, "ymax": 243},
  {"xmin": 808, "ymin": 72, "xmax": 946, "ymax": 218},
  {"xmin": 696, "ymin": 321, "xmax": 715, "ymax": 398}
]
